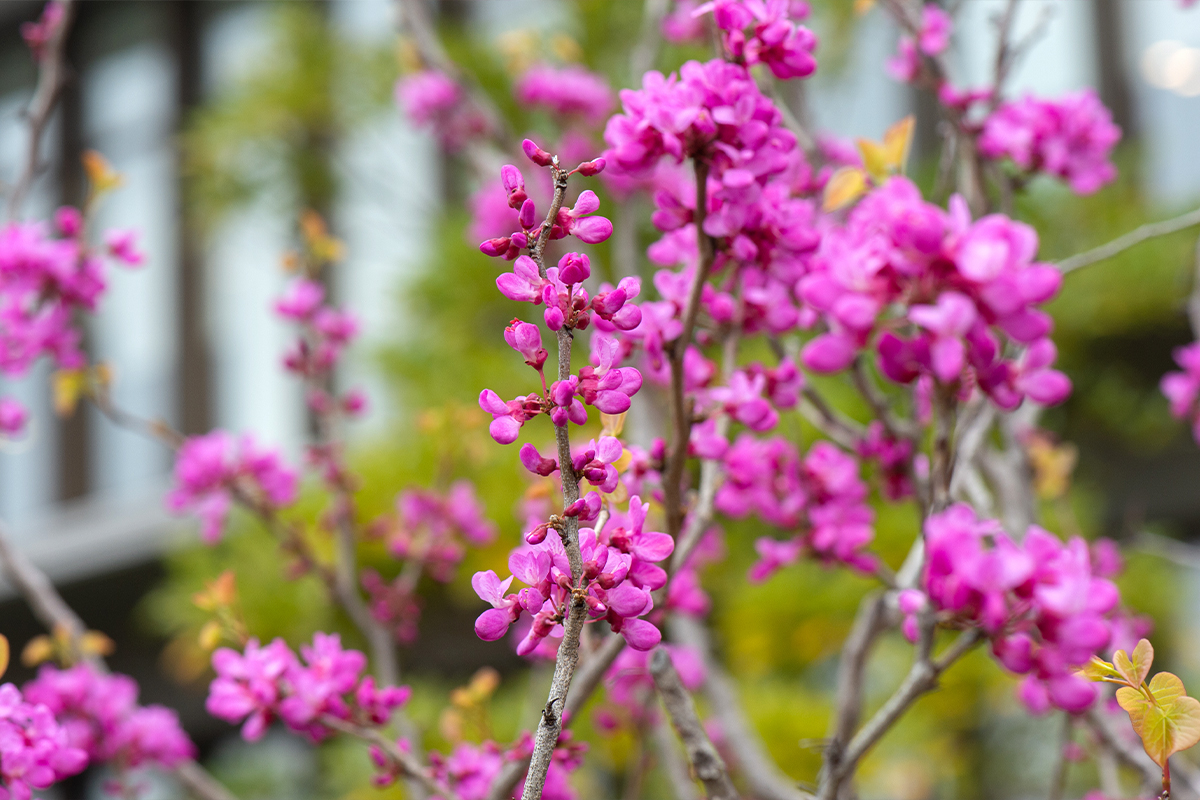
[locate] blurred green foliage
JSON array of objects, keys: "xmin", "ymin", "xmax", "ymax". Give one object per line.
[{"xmin": 142, "ymin": 1, "xmax": 1200, "ymax": 798}]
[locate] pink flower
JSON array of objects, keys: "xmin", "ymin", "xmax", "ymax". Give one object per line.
[
  {"xmin": 515, "ymin": 64, "xmax": 615, "ymax": 126},
  {"xmin": 104, "ymin": 229, "xmax": 144, "ymax": 266},
  {"xmin": 24, "ymin": 662, "xmax": 194, "ymax": 770},
  {"xmin": 274, "ymin": 278, "xmax": 325, "ymax": 320},
  {"xmin": 167, "ymin": 431, "xmax": 298, "ymax": 543},
  {"xmin": 0, "ymin": 397, "xmax": 27, "ymax": 436},
  {"xmin": 979, "ymin": 90, "xmax": 1120, "ymax": 195}
]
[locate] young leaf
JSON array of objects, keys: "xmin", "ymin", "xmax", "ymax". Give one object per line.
[
  {"xmin": 823, "ymin": 167, "xmax": 867, "ymax": 212},
  {"xmin": 1116, "ymin": 671, "xmax": 1200, "ymax": 768},
  {"xmin": 0, "ymin": 634, "xmax": 8, "ymax": 679},
  {"xmin": 1079, "ymin": 654, "xmax": 1120, "ymax": 682},
  {"xmin": 1113, "ymin": 638, "xmax": 1154, "ymax": 688},
  {"xmin": 882, "ymin": 115, "xmax": 915, "ymax": 174}
]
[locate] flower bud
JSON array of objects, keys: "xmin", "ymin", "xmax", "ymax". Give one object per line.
[{"xmin": 522, "ymin": 138, "xmax": 554, "ymax": 167}]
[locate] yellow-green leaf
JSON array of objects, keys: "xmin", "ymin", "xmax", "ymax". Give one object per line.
[
  {"xmin": 1117, "ymin": 671, "xmax": 1200, "ymax": 767},
  {"xmin": 856, "ymin": 139, "xmax": 891, "ymax": 184},
  {"xmin": 1114, "ymin": 638, "xmax": 1154, "ymax": 688},
  {"xmin": 882, "ymin": 115, "xmax": 915, "ymax": 174},
  {"xmin": 1079, "ymin": 654, "xmax": 1119, "ymax": 682},
  {"xmin": 823, "ymin": 167, "xmax": 867, "ymax": 212}
]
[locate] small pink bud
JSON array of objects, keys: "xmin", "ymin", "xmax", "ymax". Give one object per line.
[
  {"xmin": 577, "ymin": 158, "xmax": 606, "ymax": 176},
  {"xmin": 522, "ymin": 138, "xmax": 554, "ymax": 167}
]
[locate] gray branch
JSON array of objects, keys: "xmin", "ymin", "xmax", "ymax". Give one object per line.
[{"xmin": 650, "ymin": 648, "xmax": 739, "ymax": 800}]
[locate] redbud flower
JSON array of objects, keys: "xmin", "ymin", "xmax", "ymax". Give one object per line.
[
  {"xmin": 501, "ymin": 164, "xmax": 528, "ymax": 209},
  {"xmin": 0, "ymin": 397, "xmax": 28, "ymax": 436},
  {"xmin": 557, "ymin": 190, "xmax": 613, "ymax": 245},
  {"xmin": 557, "ymin": 253, "xmax": 591, "ymax": 285},
  {"xmin": 274, "ymin": 278, "xmax": 325, "ymax": 321},
  {"xmin": 504, "ymin": 319, "xmax": 548, "ymax": 370},
  {"xmin": 522, "ymin": 138, "xmax": 554, "ymax": 167},
  {"xmin": 105, "ymin": 229, "xmax": 145, "ymax": 266}
]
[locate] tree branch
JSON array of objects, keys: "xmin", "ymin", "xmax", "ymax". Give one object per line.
[
  {"xmin": 663, "ymin": 160, "xmax": 716, "ymax": 543},
  {"xmin": 6, "ymin": 0, "xmax": 77, "ymax": 220},
  {"xmin": 672, "ymin": 617, "xmax": 813, "ymax": 800},
  {"xmin": 819, "ymin": 629, "xmax": 982, "ymax": 799},
  {"xmin": 654, "ymin": 712, "xmax": 704, "ymax": 800},
  {"xmin": 650, "ymin": 648, "xmax": 739, "ymax": 800},
  {"xmin": 320, "ymin": 714, "xmax": 458, "ymax": 800},
  {"xmin": 1057, "ymin": 206, "xmax": 1200, "ymax": 274},
  {"xmin": 0, "ymin": 520, "xmax": 240, "ymax": 800}
]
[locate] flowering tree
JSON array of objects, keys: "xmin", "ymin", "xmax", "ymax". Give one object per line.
[{"xmin": 4, "ymin": 1, "xmax": 1200, "ymax": 800}]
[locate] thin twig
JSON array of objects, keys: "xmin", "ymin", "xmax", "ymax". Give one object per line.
[
  {"xmin": 0, "ymin": 520, "xmax": 239, "ymax": 800},
  {"xmin": 485, "ymin": 634, "xmax": 627, "ymax": 800},
  {"xmin": 819, "ymin": 593, "xmax": 889, "ymax": 792},
  {"xmin": 1057, "ymin": 206, "xmax": 1200, "ymax": 274},
  {"xmin": 320, "ymin": 715, "xmax": 457, "ymax": 800},
  {"xmin": 663, "ymin": 161, "xmax": 717, "ymax": 543},
  {"xmin": 7, "ymin": 0, "xmax": 77, "ymax": 220},
  {"xmin": 819, "ymin": 629, "xmax": 982, "ymax": 799},
  {"xmin": 519, "ymin": 163, "xmax": 591, "ymax": 800},
  {"xmin": 650, "ymin": 648, "xmax": 739, "ymax": 800},
  {"xmin": 1083, "ymin": 708, "xmax": 1161, "ymax": 794}
]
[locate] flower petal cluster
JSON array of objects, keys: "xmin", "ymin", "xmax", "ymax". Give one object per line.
[
  {"xmin": 22, "ymin": 663, "xmax": 194, "ymax": 771},
  {"xmin": 275, "ymin": 278, "xmax": 364, "ymax": 417},
  {"xmin": 374, "ymin": 729, "xmax": 584, "ymax": 800},
  {"xmin": 0, "ymin": 682, "xmax": 87, "ymax": 799},
  {"xmin": 361, "ymin": 481, "xmax": 497, "ymax": 643},
  {"xmin": 979, "ymin": 90, "xmax": 1121, "ymax": 195},
  {"xmin": 1160, "ymin": 341, "xmax": 1200, "ymax": 443},
  {"xmin": 479, "ymin": 157, "xmax": 613, "ymax": 261},
  {"xmin": 167, "ymin": 431, "xmax": 299, "ymax": 543},
  {"xmin": 799, "ymin": 177, "xmax": 1071, "ymax": 410},
  {"xmin": 715, "ymin": 437, "xmax": 876, "ymax": 575},
  {"xmin": 0, "ymin": 211, "xmax": 143, "ymax": 428},
  {"xmin": 472, "ymin": 495, "xmax": 673, "ymax": 655},
  {"xmin": 917, "ymin": 503, "xmax": 1124, "ymax": 714},
  {"xmin": 697, "ymin": 0, "xmax": 818, "ymax": 80},
  {"xmin": 886, "ymin": 4, "xmax": 951, "ymax": 82},
  {"xmin": 515, "ymin": 64, "xmax": 615, "ymax": 126},
  {"xmin": 206, "ymin": 634, "xmax": 410, "ymax": 742},
  {"xmin": 395, "ymin": 70, "xmax": 492, "ymax": 152}
]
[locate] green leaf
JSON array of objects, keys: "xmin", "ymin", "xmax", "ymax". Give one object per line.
[
  {"xmin": 1113, "ymin": 638, "xmax": 1154, "ymax": 687},
  {"xmin": 1117, "ymin": 671, "xmax": 1200, "ymax": 768}
]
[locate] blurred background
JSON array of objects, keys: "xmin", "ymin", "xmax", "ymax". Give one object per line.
[{"xmin": 1, "ymin": 0, "xmax": 1200, "ymax": 797}]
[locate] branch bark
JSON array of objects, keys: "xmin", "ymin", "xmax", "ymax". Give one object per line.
[
  {"xmin": 650, "ymin": 648, "xmax": 739, "ymax": 800},
  {"xmin": 673, "ymin": 617, "xmax": 812, "ymax": 800},
  {"xmin": 7, "ymin": 0, "xmax": 77, "ymax": 220},
  {"xmin": 0, "ymin": 521, "xmax": 240, "ymax": 800},
  {"xmin": 1057, "ymin": 206, "xmax": 1200, "ymax": 274}
]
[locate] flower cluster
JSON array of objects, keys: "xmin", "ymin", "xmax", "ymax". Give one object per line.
[
  {"xmin": 23, "ymin": 663, "xmax": 194, "ymax": 772},
  {"xmin": 800, "ymin": 177, "xmax": 1071, "ymax": 411},
  {"xmin": 697, "ymin": 0, "xmax": 819, "ymax": 80},
  {"xmin": 275, "ymin": 277, "xmax": 364, "ymax": 418},
  {"xmin": 479, "ymin": 152, "xmax": 613, "ymax": 261},
  {"xmin": 206, "ymin": 633, "xmax": 410, "ymax": 742},
  {"xmin": 473, "ymin": 495, "xmax": 673, "ymax": 655},
  {"xmin": 886, "ymin": 3, "xmax": 952, "ymax": 83},
  {"xmin": 0, "ymin": 682, "xmax": 86, "ymax": 799},
  {"xmin": 362, "ymin": 481, "xmax": 497, "ymax": 643},
  {"xmin": 482, "ymin": 291, "xmax": 642, "ymax": 445},
  {"xmin": 395, "ymin": 69, "xmax": 492, "ymax": 152},
  {"xmin": 514, "ymin": 64, "xmax": 615, "ymax": 127},
  {"xmin": 0, "ymin": 208, "xmax": 143, "ymax": 434},
  {"xmin": 1161, "ymin": 341, "xmax": 1200, "ymax": 443},
  {"xmin": 166, "ymin": 430, "xmax": 299, "ymax": 543},
  {"xmin": 979, "ymin": 90, "xmax": 1120, "ymax": 195},
  {"xmin": 716, "ymin": 437, "xmax": 877, "ymax": 576},
  {"xmin": 374, "ymin": 730, "xmax": 584, "ymax": 800},
  {"xmin": 20, "ymin": 0, "xmax": 65, "ymax": 60},
  {"xmin": 914, "ymin": 504, "xmax": 1124, "ymax": 713}
]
